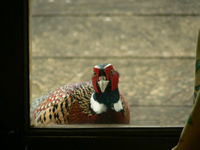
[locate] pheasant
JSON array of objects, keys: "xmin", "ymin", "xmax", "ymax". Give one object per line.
[{"xmin": 31, "ymin": 63, "xmax": 130, "ymax": 126}]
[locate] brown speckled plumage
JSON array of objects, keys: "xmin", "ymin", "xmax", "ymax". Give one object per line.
[{"xmin": 31, "ymin": 82, "xmax": 129, "ymax": 126}]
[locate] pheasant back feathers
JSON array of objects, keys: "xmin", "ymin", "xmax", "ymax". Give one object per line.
[{"xmin": 31, "ymin": 82, "xmax": 94, "ymax": 125}]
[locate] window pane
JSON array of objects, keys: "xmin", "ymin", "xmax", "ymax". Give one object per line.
[{"xmin": 30, "ymin": 0, "xmax": 200, "ymax": 126}]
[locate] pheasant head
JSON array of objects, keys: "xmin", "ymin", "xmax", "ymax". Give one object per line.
[
  {"xmin": 92, "ymin": 63, "xmax": 119, "ymax": 93},
  {"xmin": 91, "ymin": 64, "xmax": 123, "ymax": 114}
]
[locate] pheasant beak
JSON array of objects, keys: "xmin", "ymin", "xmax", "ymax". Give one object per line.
[{"xmin": 98, "ymin": 76, "xmax": 109, "ymax": 93}]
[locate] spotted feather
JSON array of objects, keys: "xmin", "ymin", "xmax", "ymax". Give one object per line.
[{"xmin": 31, "ymin": 82, "xmax": 94, "ymax": 125}]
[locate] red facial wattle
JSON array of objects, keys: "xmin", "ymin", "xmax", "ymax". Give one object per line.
[
  {"xmin": 104, "ymin": 65, "xmax": 119, "ymax": 91},
  {"xmin": 92, "ymin": 67, "xmax": 100, "ymax": 93},
  {"xmin": 109, "ymin": 70, "xmax": 119, "ymax": 91}
]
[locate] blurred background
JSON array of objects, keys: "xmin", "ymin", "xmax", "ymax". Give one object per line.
[{"xmin": 30, "ymin": 0, "xmax": 200, "ymax": 125}]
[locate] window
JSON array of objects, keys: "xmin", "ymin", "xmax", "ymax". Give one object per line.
[
  {"xmin": 30, "ymin": 0, "xmax": 199, "ymax": 127},
  {"xmin": 4, "ymin": 0, "xmax": 200, "ymax": 149}
]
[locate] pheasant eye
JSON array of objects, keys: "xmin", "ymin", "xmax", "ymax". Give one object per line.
[
  {"xmin": 93, "ymin": 72, "xmax": 96, "ymax": 76},
  {"xmin": 110, "ymin": 69, "xmax": 114, "ymax": 75}
]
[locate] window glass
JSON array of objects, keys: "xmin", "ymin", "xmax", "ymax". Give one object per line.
[{"xmin": 30, "ymin": 0, "xmax": 200, "ymax": 126}]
